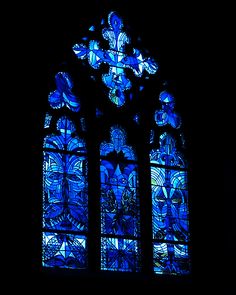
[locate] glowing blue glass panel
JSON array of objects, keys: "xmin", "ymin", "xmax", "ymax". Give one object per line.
[
  {"xmin": 155, "ymin": 91, "xmax": 181, "ymax": 129},
  {"xmin": 100, "ymin": 160, "xmax": 139, "ymax": 236},
  {"xmin": 150, "ymin": 132, "xmax": 186, "ymax": 168},
  {"xmin": 43, "ymin": 151, "xmax": 88, "ymax": 232},
  {"xmin": 44, "ymin": 117, "xmax": 86, "ymax": 153},
  {"xmin": 42, "ymin": 116, "xmax": 88, "ymax": 269},
  {"xmin": 73, "ymin": 11, "xmax": 158, "ymax": 107},
  {"xmin": 153, "ymin": 242, "xmax": 190, "ymax": 275},
  {"xmin": 150, "ymin": 132, "xmax": 190, "ymax": 275},
  {"xmin": 48, "ymin": 72, "xmax": 80, "ymax": 112},
  {"xmin": 44, "ymin": 113, "xmax": 52, "ymax": 128},
  {"xmin": 101, "ymin": 238, "xmax": 141, "ymax": 272},
  {"xmin": 133, "ymin": 114, "xmax": 140, "ymax": 124},
  {"xmin": 151, "ymin": 167, "xmax": 189, "ymax": 242},
  {"xmin": 42, "ymin": 232, "xmax": 87, "ymax": 269},
  {"xmin": 100, "ymin": 126, "xmax": 140, "ymax": 272}
]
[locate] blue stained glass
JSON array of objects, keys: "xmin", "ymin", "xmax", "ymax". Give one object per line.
[
  {"xmin": 150, "ymin": 132, "xmax": 186, "ymax": 168},
  {"xmin": 41, "ymin": 9, "xmax": 191, "ymax": 276},
  {"xmin": 73, "ymin": 11, "xmax": 158, "ymax": 107},
  {"xmin": 150, "ymin": 129, "xmax": 154, "ymax": 144},
  {"xmin": 43, "ymin": 151, "xmax": 88, "ymax": 231},
  {"xmin": 100, "ymin": 161, "xmax": 139, "ymax": 236},
  {"xmin": 151, "ymin": 168, "xmax": 189, "ymax": 242},
  {"xmin": 100, "ymin": 126, "xmax": 136, "ymax": 159},
  {"xmin": 101, "ymin": 238, "xmax": 141, "ymax": 272},
  {"xmin": 100, "ymin": 126, "xmax": 141, "ymax": 272},
  {"xmin": 48, "ymin": 72, "xmax": 80, "ymax": 112},
  {"xmin": 42, "ymin": 232, "xmax": 87, "ymax": 269},
  {"xmin": 150, "ymin": 132, "xmax": 190, "ymax": 274},
  {"xmin": 44, "ymin": 116, "xmax": 86, "ymax": 153},
  {"xmin": 155, "ymin": 91, "xmax": 181, "ymax": 129},
  {"xmin": 153, "ymin": 243, "xmax": 190, "ymax": 275},
  {"xmin": 44, "ymin": 113, "xmax": 52, "ymax": 128},
  {"xmin": 42, "ymin": 116, "xmax": 88, "ymax": 269}
]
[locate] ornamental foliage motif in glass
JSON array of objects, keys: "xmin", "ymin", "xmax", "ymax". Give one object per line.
[
  {"xmin": 100, "ymin": 126, "xmax": 141, "ymax": 272},
  {"xmin": 150, "ymin": 132, "xmax": 190, "ymax": 275},
  {"xmin": 42, "ymin": 73, "xmax": 88, "ymax": 269},
  {"xmin": 41, "ymin": 9, "xmax": 191, "ymax": 276},
  {"xmin": 155, "ymin": 91, "xmax": 181, "ymax": 129},
  {"xmin": 73, "ymin": 11, "xmax": 158, "ymax": 107},
  {"xmin": 48, "ymin": 72, "xmax": 80, "ymax": 112}
]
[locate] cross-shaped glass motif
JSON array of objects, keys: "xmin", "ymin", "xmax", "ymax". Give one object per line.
[{"xmin": 72, "ymin": 11, "xmax": 158, "ymax": 107}]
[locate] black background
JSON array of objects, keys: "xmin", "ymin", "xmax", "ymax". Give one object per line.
[{"xmin": 10, "ymin": 0, "xmax": 233, "ymax": 293}]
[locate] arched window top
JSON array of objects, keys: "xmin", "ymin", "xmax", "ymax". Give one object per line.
[
  {"xmin": 40, "ymin": 6, "xmax": 191, "ymax": 281},
  {"xmin": 72, "ymin": 11, "xmax": 158, "ymax": 107},
  {"xmin": 150, "ymin": 132, "xmax": 186, "ymax": 168},
  {"xmin": 48, "ymin": 72, "xmax": 80, "ymax": 112},
  {"xmin": 100, "ymin": 125, "xmax": 136, "ymax": 160},
  {"xmin": 44, "ymin": 116, "xmax": 86, "ymax": 152}
]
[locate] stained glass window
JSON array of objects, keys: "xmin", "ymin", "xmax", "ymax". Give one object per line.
[
  {"xmin": 150, "ymin": 92, "xmax": 191, "ymax": 275},
  {"xmin": 73, "ymin": 11, "xmax": 158, "ymax": 107},
  {"xmin": 42, "ymin": 73, "xmax": 88, "ymax": 269},
  {"xmin": 100, "ymin": 126, "xmax": 141, "ymax": 272},
  {"xmin": 155, "ymin": 91, "xmax": 181, "ymax": 129},
  {"xmin": 40, "ymin": 9, "xmax": 191, "ymax": 280}
]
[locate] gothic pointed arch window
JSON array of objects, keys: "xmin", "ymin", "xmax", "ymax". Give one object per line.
[
  {"xmin": 150, "ymin": 91, "xmax": 190, "ymax": 275},
  {"xmin": 39, "ymin": 7, "xmax": 191, "ymax": 281},
  {"xmin": 42, "ymin": 72, "xmax": 89, "ymax": 269},
  {"xmin": 100, "ymin": 125, "xmax": 141, "ymax": 272}
]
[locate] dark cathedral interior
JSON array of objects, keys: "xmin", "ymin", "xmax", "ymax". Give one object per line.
[{"xmin": 25, "ymin": 0, "xmax": 233, "ymax": 293}]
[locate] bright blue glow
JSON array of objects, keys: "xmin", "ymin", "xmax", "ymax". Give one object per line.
[
  {"xmin": 73, "ymin": 11, "xmax": 158, "ymax": 107},
  {"xmin": 151, "ymin": 167, "xmax": 189, "ymax": 241},
  {"xmin": 100, "ymin": 126, "xmax": 136, "ymax": 159},
  {"xmin": 101, "ymin": 238, "xmax": 140, "ymax": 272},
  {"xmin": 150, "ymin": 129, "xmax": 154, "ymax": 144},
  {"xmin": 150, "ymin": 132, "xmax": 186, "ymax": 168},
  {"xmin": 48, "ymin": 72, "xmax": 80, "ymax": 112},
  {"xmin": 155, "ymin": 91, "xmax": 181, "ymax": 129},
  {"xmin": 42, "ymin": 116, "xmax": 88, "ymax": 269},
  {"xmin": 153, "ymin": 242, "xmax": 190, "ymax": 275},
  {"xmin": 139, "ymin": 85, "xmax": 144, "ymax": 91},
  {"xmin": 44, "ymin": 113, "xmax": 52, "ymax": 128},
  {"xmin": 150, "ymin": 132, "xmax": 190, "ymax": 275},
  {"xmin": 42, "ymin": 232, "xmax": 87, "ymax": 269},
  {"xmin": 133, "ymin": 114, "xmax": 139, "ymax": 124},
  {"xmin": 89, "ymin": 25, "xmax": 95, "ymax": 31},
  {"xmin": 41, "ymin": 9, "xmax": 191, "ymax": 276},
  {"xmin": 44, "ymin": 117, "xmax": 86, "ymax": 152},
  {"xmin": 100, "ymin": 126, "xmax": 141, "ymax": 272}
]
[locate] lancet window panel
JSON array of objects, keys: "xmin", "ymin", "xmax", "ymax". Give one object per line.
[
  {"xmin": 150, "ymin": 132, "xmax": 190, "ymax": 275},
  {"xmin": 40, "ymin": 8, "xmax": 192, "ymax": 278},
  {"xmin": 42, "ymin": 115, "xmax": 89, "ymax": 269},
  {"xmin": 100, "ymin": 126, "xmax": 141, "ymax": 272}
]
